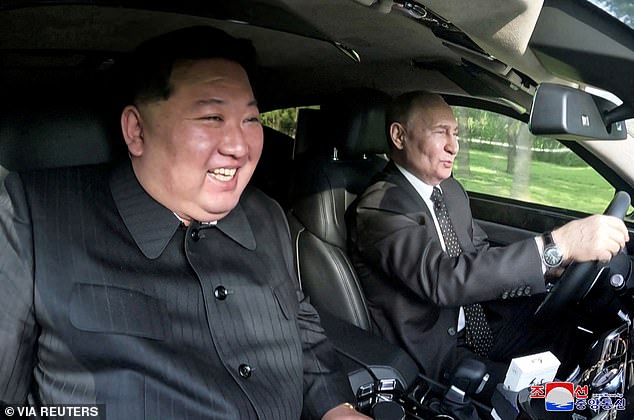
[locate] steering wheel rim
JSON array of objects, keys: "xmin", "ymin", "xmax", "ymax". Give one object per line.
[{"xmin": 534, "ymin": 191, "xmax": 631, "ymax": 319}]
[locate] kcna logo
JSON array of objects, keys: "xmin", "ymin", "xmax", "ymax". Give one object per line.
[
  {"xmin": 529, "ymin": 382, "xmax": 627, "ymax": 412},
  {"xmin": 530, "ymin": 382, "xmax": 587, "ymax": 412}
]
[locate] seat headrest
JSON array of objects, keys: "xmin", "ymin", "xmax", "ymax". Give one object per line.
[
  {"xmin": 0, "ymin": 103, "xmax": 125, "ymax": 171},
  {"xmin": 293, "ymin": 108, "xmax": 325, "ymax": 159},
  {"xmin": 252, "ymin": 125, "xmax": 295, "ymax": 207},
  {"xmin": 322, "ymin": 88, "xmax": 390, "ymax": 157}
]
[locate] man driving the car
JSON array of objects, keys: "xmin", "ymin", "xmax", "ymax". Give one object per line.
[{"xmin": 348, "ymin": 91, "xmax": 629, "ymax": 398}]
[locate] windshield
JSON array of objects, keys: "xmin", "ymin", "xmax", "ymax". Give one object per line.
[{"xmin": 587, "ymin": 0, "xmax": 633, "ymax": 29}]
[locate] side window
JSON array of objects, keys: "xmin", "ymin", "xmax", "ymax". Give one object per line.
[
  {"xmin": 260, "ymin": 106, "xmax": 319, "ymax": 139},
  {"xmin": 451, "ymin": 106, "xmax": 615, "ymax": 214}
]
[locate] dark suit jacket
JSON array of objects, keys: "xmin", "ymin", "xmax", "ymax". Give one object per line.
[
  {"xmin": 348, "ymin": 161, "xmax": 546, "ymax": 380},
  {"xmin": 0, "ymin": 161, "xmax": 352, "ymax": 419}
]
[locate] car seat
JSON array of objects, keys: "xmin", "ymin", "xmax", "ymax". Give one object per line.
[{"xmin": 287, "ymin": 88, "xmax": 390, "ymax": 331}]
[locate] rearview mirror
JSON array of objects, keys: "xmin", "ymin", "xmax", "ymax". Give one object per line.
[{"xmin": 529, "ymin": 83, "xmax": 627, "ymax": 141}]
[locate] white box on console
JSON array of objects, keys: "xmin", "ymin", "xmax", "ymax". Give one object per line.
[{"xmin": 503, "ymin": 351, "xmax": 560, "ymax": 392}]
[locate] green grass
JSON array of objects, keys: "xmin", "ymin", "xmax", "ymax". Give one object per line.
[{"xmin": 453, "ymin": 148, "xmax": 614, "ymax": 214}]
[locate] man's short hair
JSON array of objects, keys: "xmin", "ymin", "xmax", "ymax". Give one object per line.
[
  {"xmin": 385, "ymin": 91, "xmax": 440, "ymax": 149},
  {"xmin": 128, "ymin": 26, "xmax": 257, "ymax": 105}
]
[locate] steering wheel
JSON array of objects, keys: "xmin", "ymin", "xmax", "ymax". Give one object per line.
[{"xmin": 534, "ymin": 191, "xmax": 631, "ymax": 318}]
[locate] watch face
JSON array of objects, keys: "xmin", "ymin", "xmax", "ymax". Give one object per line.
[{"xmin": 544, "ymin": 246, "xmax": 563, "ymax": 267}]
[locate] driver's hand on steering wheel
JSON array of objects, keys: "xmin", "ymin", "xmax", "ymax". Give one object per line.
[{"xmin": 552, "ymin": 214, "xmax": 629, "ymax": 264}]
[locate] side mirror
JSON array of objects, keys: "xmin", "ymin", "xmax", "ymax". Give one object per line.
[{"xmin": 529, "ymin": 83, "xmax": 628, "ymax": 141}]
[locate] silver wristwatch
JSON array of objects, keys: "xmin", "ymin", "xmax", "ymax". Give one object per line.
[{"xmin": 542, "ymin": 231, "xmax": 564, "ymax": 269}]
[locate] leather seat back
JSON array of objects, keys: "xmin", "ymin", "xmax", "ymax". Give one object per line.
[
  {"xmin": 251, "ymin": 126, "xmax": 295, "ymax": 208},
  {"xmin": 288, "ymin": 89, "xmax": 390, "ymax": 331},
  {"xmin": 0, "ymin": 100, "xmax": 124, "ymax": 172}
]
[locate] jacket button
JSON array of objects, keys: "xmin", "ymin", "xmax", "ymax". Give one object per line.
[
  {"xmin": 191, "ymin": 229, "xmax": 200, "ymax": 242},
  {"xmin": 501, "ymin": 291, "xmax": 509, "ymax": 300},
  {"xmin": 447, "ymin": 327, "xmax": 456, "ymax": 336},
  {"xmin": 214, "ymin": 286, "xmax": 229, "ymax": 300},
  {"xmin": 238, "ymin": 364, "xmax": 252, "ymax": 378}
]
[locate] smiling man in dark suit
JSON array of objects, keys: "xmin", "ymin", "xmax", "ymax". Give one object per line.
[
  {"xmin": 348, "ymin": 91, "xmax": 628, "ymax": 396},
  {"xmin": 0, "ymin": 26, "xmax": 369, "ymax": 420}
]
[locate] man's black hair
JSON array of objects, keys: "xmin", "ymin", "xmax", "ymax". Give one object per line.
[{"xmin": 128, "ymin": 26, "xmax": 257, "ymax": 105}]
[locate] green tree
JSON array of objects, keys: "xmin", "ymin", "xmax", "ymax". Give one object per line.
[
  {"xmin": 454, "ymin": 107, "xmax": 471, "ymax": 177},
  {"xmin": 510, "ymin": 123, "xmax": 532, "ymax": 200},
  {"xmin": 260, "ymin": 108, "xmax": 299, "ymax": 137}
]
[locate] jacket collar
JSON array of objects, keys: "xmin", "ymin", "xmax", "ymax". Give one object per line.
[
  {"xmin": 109, "ymin": 161, "xmax": 255, "ymax": 259},
  {"xmin": 381, "ymin": 160, "xmax": 475, "ymax": 253},
  {"xmin": 381, "ymin": 160, "xmax": 430, "ymax": 213},
  {"xmin": 202, "ymin": 201, "xmax": 256, "ymax": 251}
]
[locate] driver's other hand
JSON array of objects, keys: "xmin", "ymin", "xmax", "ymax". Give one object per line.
[
  {"xmin": 553, "ymin": 215, "xmax": 629, "ymax": 263},
  {"xmin": 321, "ymin": 403, "xmax": 373, "ymax": 420}
]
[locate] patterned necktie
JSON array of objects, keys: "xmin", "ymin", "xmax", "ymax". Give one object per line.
[{"xmin": 430, "ymin": 186, "xmax": 493, "ymax": 357}]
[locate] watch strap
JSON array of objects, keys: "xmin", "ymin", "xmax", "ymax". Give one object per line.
[{"xmin": 542, "ymin": 231, "xmax": 555, "ymax": 248}]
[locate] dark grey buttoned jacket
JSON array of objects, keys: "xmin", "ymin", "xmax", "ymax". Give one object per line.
[
  {"xmin": 349, "ymin": 161, "xmax": 547, "ymax": 380},
  {"xmin": 0, "ymin": 161, "xmax": 351, "ymax": 419}
]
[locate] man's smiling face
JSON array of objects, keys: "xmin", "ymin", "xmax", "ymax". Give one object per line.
[
  {"xmin": 393, "ymin": 95, "xmax": 459, "ymax": 186},
  {"xmin": 125, "ymin": 58, "xmax": 263, "ymax": 223}
]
